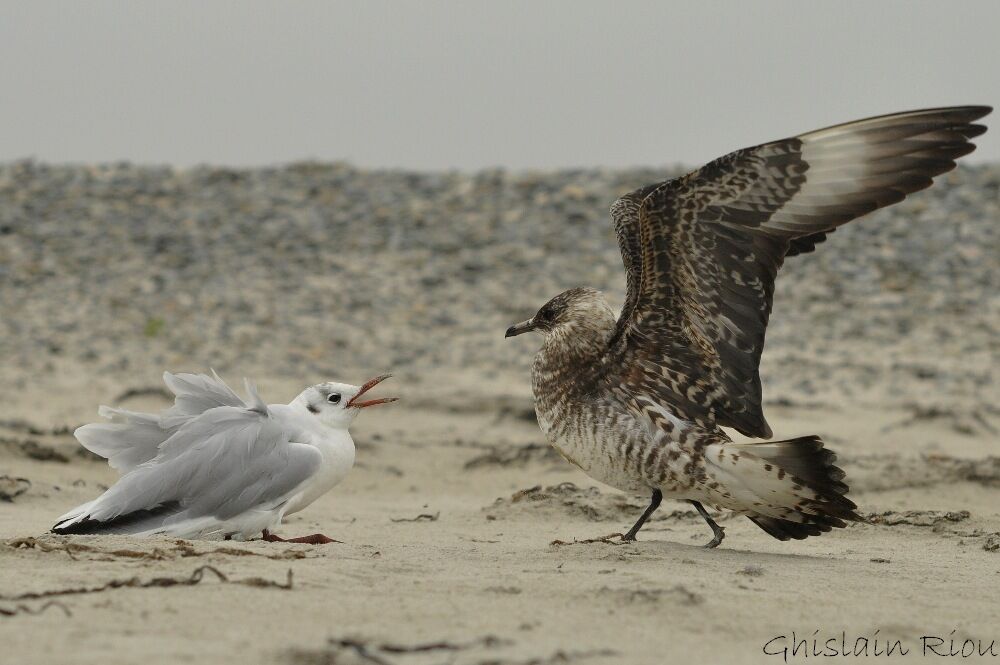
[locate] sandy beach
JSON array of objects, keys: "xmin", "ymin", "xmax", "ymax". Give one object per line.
[{"xmin": 1, "ymin": 162, "xmax": 998, "ymax": 664}]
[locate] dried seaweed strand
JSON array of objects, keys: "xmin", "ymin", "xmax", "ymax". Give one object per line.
[
  {"xmin": 0, "ymin": 565, "xmax": 292, "ymax": 601},
  {"xmin": 390, "ymin": 512, "xmax": 440, "ymax": 523},
  {"xmin": 380, "ymin": 635, "xmax": 506, "ymax": 653},
  {"xmin": 7, "ymin": 537, "xmax": 305, "ymax": 561},
  {"xmin": 550, "ymin": 533, "xmax": 625, "ymax": 546},
  {"xmin": 311, "ymin": 638, "xmax": 612, "ymax": 665},
  {"xmin": 315, "ymin": 636, "xmax": 507, "ymax": 664},
  {"xmin": 0, "ymin": 476, "xmax": 31, "ymax": 502},
  {"xmin": 0, "ymin": 601, "xmax": 72, "ymax": 618},
  {"xmin": 113, "ymin": 386, "xmax": 173, "ymax": 402}
]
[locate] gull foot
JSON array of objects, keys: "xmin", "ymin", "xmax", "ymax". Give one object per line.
[{"xmin": 261, "ymin": 529, "xmax": 340, "ymax": 545}]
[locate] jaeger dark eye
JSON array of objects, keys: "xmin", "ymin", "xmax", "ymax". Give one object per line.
[{"xmin": 327, "ymin": 393, "xmax": 342, "ymax": 404}]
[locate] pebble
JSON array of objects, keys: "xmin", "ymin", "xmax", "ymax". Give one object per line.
[{"xmin": 0, "ymin": 160, "xmax": 995, "ymax": 416}]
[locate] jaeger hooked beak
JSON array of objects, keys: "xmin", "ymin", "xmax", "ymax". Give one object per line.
[
  {"xmin": 505, "ymin": 318, "xmax": 536, "ymax": 338},
  {"xmin": 347, "ymin": 374, "xmax": 398, "ymax": 409}
]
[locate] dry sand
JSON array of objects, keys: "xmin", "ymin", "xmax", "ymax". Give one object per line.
[
  {"xmin": 3, "ymin": 372, "xmax": 999, "ymax": 665},
  {"xmin": 1, "ymin": 163, "xmax": 998, "ymax": 664}
]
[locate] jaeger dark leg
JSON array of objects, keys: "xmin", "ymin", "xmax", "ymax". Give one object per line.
[
  {"xmin": 622, "ymin": 489, "xmax": 663, "ymax": 541},
  {"xmin": 689, "ymin": 501, "xmax": 725, "ymax": 548}
]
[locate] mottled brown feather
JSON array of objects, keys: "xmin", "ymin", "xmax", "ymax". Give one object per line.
[{"xmin": 606, "ymin": 106, "xmax": 991, "ymax": 438}]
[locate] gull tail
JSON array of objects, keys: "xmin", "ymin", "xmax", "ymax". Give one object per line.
[{"xmin": 704, "ymin": 435, "xmax": 860, "ymax": 541}]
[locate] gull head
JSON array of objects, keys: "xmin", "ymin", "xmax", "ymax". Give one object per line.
[
  {"xmin": 505, "ymin": 287, "xmax": 614, "ymax": 340},
  {"xmin": 298, "ymin": 374, "xmax": 398, "ymax": 428}
]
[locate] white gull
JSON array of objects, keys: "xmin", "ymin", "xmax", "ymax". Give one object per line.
[{"xmin": 52, "ymin": 371, "xmax": 396, "ymax": 543}]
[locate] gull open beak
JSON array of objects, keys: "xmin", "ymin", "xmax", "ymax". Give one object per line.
[
  {"xmin": 347, "ymin": 374, "xmax": 398, "ymax": 409},
  {"xmin": 505, "ymin": 318, "xmax": 536, "ymax": 338}
]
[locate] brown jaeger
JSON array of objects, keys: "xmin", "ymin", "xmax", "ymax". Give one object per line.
[{"xmin": 506, "ymin": 106, "xmax": 991, "ymax": 548}]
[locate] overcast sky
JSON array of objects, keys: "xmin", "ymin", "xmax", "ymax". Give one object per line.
[{"xmin": 2, "ymin": 1, "xmax": 997, "ymax": 170}]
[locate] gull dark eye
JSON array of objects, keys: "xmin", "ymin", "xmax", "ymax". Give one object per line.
[{"xmin": 327, "ymin": 393, "xmax": 342, "ymax": 404}]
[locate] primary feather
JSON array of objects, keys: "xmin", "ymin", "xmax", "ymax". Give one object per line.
[{"xmin": 610, "ymin": 106, "xmax": 990, "ymax": 439}]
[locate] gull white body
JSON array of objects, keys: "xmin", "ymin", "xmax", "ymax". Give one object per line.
[
  {"xmin": 277, "ymin": 404, "xmax": 356, "ymax": 517},
  {"xmin": 165, "ymin": 403, "xmax": 358, "ymax": 540},
  {"xmin": 53, "ymin": 371, "xmax": 394, "ymax": 541}
]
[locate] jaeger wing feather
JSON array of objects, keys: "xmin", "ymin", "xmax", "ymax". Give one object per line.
[{"xmin": 606, "ymin": 105, "xmax": 991, "ymax": 438}]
